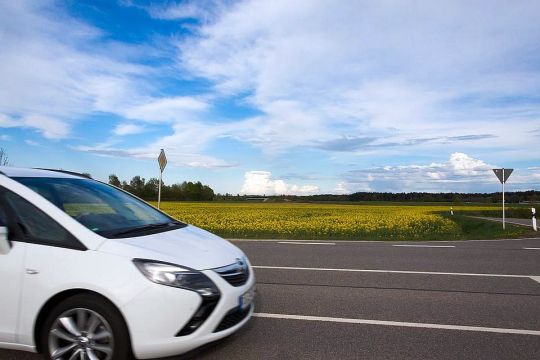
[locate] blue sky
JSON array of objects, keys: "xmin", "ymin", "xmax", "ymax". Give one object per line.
[{"xmin": 0, "ymin": 0, "xmax": 539, "ymax": 194}]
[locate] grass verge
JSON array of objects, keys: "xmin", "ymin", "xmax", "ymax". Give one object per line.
[{"xmin": 440, "ymin": 215, "xmax": 530, "ymax": 240}]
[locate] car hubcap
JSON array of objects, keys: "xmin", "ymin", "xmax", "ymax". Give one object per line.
[{"xmin": 48, "ymin": 308, "xmax": 114, "ymax": 360}]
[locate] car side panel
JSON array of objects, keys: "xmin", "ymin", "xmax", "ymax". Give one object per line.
[
  {"xmin": 18, "ymin": 244, "xmax": 150, "ymax": 347},
  {"xmin": 0, "ymin": 241, "xmax": 26, "ymax": 343}
]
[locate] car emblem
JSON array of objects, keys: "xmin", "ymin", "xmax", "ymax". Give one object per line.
[{"xmin": 236, "ymin": 258, "xmax": 248, "ymax": 274}]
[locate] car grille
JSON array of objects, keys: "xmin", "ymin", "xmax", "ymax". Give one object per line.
[
  {"xmin": 214, "ymin": 305, "xmax": 252, "ymax": 333},
  {"xmin": 213, "ymin": 260, "xmax": 250, "ymax": 287}
]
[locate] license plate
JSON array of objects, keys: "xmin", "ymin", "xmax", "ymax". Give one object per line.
[{"xmin": 239, "ymin": 286, "xmax": 255, "ymax": 310}]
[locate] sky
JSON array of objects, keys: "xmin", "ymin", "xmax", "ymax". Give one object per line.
[{"xmin": 0, "ymin": 0, "xmax": 539, "ymax": 195}]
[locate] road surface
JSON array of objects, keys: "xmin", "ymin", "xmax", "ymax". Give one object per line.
[
  {"xmin": 2, "ymin": 237, "xmax": 540, "ymax": 359},
  {"xmin": 471, "ymin": 216, "xmax": 534, "ymax": 227}
]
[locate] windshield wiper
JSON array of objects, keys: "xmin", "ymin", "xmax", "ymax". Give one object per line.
[{"xmin": 111, "ymin": 221, "xmax": 183, "ymax": 237}]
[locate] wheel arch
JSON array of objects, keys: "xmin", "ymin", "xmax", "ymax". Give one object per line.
[{"xmin": 33, "ymin": 288, "xmax": 132, "ymax": 354}]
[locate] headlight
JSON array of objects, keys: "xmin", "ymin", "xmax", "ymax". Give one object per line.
[{"xmin": 133, "ymin": 259, "xmax": 220, "ymax": 298}]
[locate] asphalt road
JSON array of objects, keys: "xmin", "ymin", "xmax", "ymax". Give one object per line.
[
  {"xmin": 2, "ymin": 236, "xmax": 540, "ymax": 360},
  {"xmin": 473, "ymin": 216, "xmax": 535, "ymax": 228}
]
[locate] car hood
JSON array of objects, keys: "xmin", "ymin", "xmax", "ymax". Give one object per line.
[{"xmin": 97, "ymin": 225, "xmax": 245, "ymax": 270}]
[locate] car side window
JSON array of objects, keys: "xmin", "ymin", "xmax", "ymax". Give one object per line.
[{"xmin": 0, "ymin": 187, "xmax": 85, "ymax": 250}]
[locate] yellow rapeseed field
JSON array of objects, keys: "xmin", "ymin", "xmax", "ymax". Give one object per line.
[{"xmin": 154, "ymin": 202, "xmax": 524, "ymax": 240}]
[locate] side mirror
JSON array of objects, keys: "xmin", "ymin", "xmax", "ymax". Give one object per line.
[{"xmin": 0, "ymin": 226, "xmax": 11, "ymax": 255}]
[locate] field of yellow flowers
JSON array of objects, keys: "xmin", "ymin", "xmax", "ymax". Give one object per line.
[{"xmin": 155, "ymin": 202, "xmax": 527, "ymax": 241}]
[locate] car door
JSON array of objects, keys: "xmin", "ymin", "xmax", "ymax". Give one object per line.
[
  {"xmin": 0, "ymin": 186, "xmax": 27, "ymax": 344},
  {"xmin": 0, "ymin": 185, "xmax": 87, "ymax": 346}
]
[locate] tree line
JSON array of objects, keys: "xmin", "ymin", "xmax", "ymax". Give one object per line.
[
  {"xmin": 109, "ymin": 174, "xmax": 215, "ymax": 201},
  {"xmin": 215, "ymin": 191, "xmax": 540, "ymax": 204}
]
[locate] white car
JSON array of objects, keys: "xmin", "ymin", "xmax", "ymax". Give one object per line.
[{"xmin": 0, "ymin": 167, "xmax": 255, "ymax": 360}]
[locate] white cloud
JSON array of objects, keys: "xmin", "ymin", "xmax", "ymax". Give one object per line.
[
  {"xmin": 24, "ymin": 139, "xmax": 40, "ymax": 146},
  {"xmin": 0, "ymin": 114, "xmax": 69, "ymax": 139},
  {"xmin": 122, "ymin": 96, "xmax": 209, "ymax": 123},
  {"xmin": 333, "ymin": 182, "xmax": 350, "ymax": 195},
  {"xmin": 0, "ymin": 134, "xmax": 11, "ymax": 141},
  {"xmin": 113, "ymin": 123, "xmax": 146, "ymax": 136},
  {"xmin": 176, "ymin": 0, "xmax": 540, "ymax": 157},
  {"xmin": 2, "ymin": 0, "xmax": 539, "ymax": 180},
  {"xmin": 22, "ymin": 115, "xmax": 70, "ymax": 139},
  {"xmin": 0, "ymin": 114, "xmax": 18, "ymax": 128},
  {"xmin": 0, "ymin": 1, "xmax": 231, "ymax": 167},
  {"xmin": 145, "ymin": 0, "xmax": 224, "ymax": 21},
  {"xmin": 0, "ymin": 1, "xmax": 151, "ymax": 138},
  {"xmin": 240, "ymin": 171, "xmax": 320, "ymax": 195},
  {"xmin": 447, "ymin": 152, "xmax": 491, "ymax": 176},
  {"xmin": 343, "ymin": 152, "xmax": 540, "ymax": 192},
  {"xmin": 77, "ymin": 145, "xmax": 234, "ymax": 169}
]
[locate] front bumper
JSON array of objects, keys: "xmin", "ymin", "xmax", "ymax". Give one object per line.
[{"xmin": 121, "ymin": 266, "xmax": 256, "ymax": 359}]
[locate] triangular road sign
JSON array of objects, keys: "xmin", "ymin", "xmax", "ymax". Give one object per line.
[
  {"xmin": 492, "ymin": 168, "xmax": 513, "ymax": 184},
  {"xmin": 158, "ymin": 149, "xmax": 167, "ymax": 172}
]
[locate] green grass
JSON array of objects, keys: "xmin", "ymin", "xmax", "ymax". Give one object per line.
[
  {"xmin": 441, "ymin": 215, "xmax": 529, "ymax": 240},
  {"xmin": 453, "ymin": 207, "xmax": 536, "ymax": 219}
]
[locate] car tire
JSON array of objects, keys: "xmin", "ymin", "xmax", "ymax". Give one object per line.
[{"xmin": 40, "ymin": 293, "xmax": 132, "ymax": 360}]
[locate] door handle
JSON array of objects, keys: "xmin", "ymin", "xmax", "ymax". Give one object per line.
[{"xmin": 26, "ymin": 269, "xmax": 39, "ymax": 275}]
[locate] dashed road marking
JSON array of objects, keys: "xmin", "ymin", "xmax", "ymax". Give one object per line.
[
  {"xmin": 392, "ymin": 245, "xmax": 455, "ymax": 248},
  {"xmin": 278, "ymin": 242, "xmax": 336, "ymax": 245}
]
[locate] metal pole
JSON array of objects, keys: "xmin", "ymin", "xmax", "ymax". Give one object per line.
[
  {"xmin": 158, "ymin": 170, "xmax": 162, "ymax": 210},
  {"xmin": 502, "ymin": 168, "xmax": 505, "ymax": 230}
]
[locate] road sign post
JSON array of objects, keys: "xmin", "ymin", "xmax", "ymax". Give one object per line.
[
  {"xmin": 492, "ymin": 168, "xmax": 513, "ymax": 230},
  {"xmin": 157, "ymin": 149, "xmax": 167, "ymax": 210},
  {"xmin": 533, "ymin": 208, "xmax": 537, "ymax": 232}
]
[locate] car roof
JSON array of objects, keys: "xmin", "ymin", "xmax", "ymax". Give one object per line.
[{"xmin": 0, "ymin": 166, "xmax": 88, "ymax": 179}]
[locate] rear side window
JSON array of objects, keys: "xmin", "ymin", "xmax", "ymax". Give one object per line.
[{"xmin": 0, "ymin": 187, "xmax": 85, "ymax": 250}]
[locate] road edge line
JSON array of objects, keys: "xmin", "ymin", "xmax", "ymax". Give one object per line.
[{"xmin": 253, "ymin": 313, "xmax": 540, "ymax": 336}]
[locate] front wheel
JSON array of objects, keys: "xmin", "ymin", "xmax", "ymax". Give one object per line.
[{"xmin": 40, "ymin": 293, "xmax": 131, "ymax": 360}]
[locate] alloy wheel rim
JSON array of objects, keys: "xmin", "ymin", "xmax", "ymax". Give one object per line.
[{"xmin": 48, "ymin": 308, "xmax": 114, "ymax": 360}]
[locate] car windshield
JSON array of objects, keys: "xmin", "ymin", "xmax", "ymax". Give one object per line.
[{"xmin": 13, "ymin": 177, "xmax": 185, "ymax": 238}]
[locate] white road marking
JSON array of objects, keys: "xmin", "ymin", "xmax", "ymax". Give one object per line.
[
  {"xmin": 252, "ymin": 265, "xmax": 540, "ymax": 283},
  {"xmin": 392, "ymin": 245, "xmax": 455, "ymax": 248},
  {"xmin": 524, "ymin": 247, "xmax": 540, "ymax": 250},
  {"xmin": 229, "ymin": 236, "xmax": 540, "ymax": 243},
  {"xmin": 278, "ymin": 241, "xmax": 336, "ymax": 245},
  {"xmin": 253, "ymin": 313, "xmax": 540, "ymax": 336}
]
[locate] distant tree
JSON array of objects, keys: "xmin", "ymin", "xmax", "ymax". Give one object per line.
[
  {"xmin": 452, "ymin": 194, "xmax": 463, "ymax": 205},
  {"xmin": 108, "ymin": 174, "xmax": 121, "ymax": 187},
  {"xmin": 121, "ymin": 180, "xmax": 132, "ymax": 193},
  {"xmin": 169, "ymin": 183, "xmax": 184, "ymax": 201},
  {"xmin": 143, "ymin": 178, "xmax": 159, "ymax": 200},
  {"xmin": 105, "ymin": 174, "xmax": 216, "ymax": 201},
  {"xmin": 0, "ymin": 147, "xmax": 9, "ymax": 166},
  {"xmin": 130, "ymin": 176, "xmax": 145, "ymax": 197},
  {"xmin": 81, "ymin": 172, "xmax": 92, "ymax": 179},
  {"xmin": 201, "ymin": 185, "xmax": 215, "ymax": 201},
  {"xmin": 182, "ymin": 181, "xmax": 199, "ymax": 200}
]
